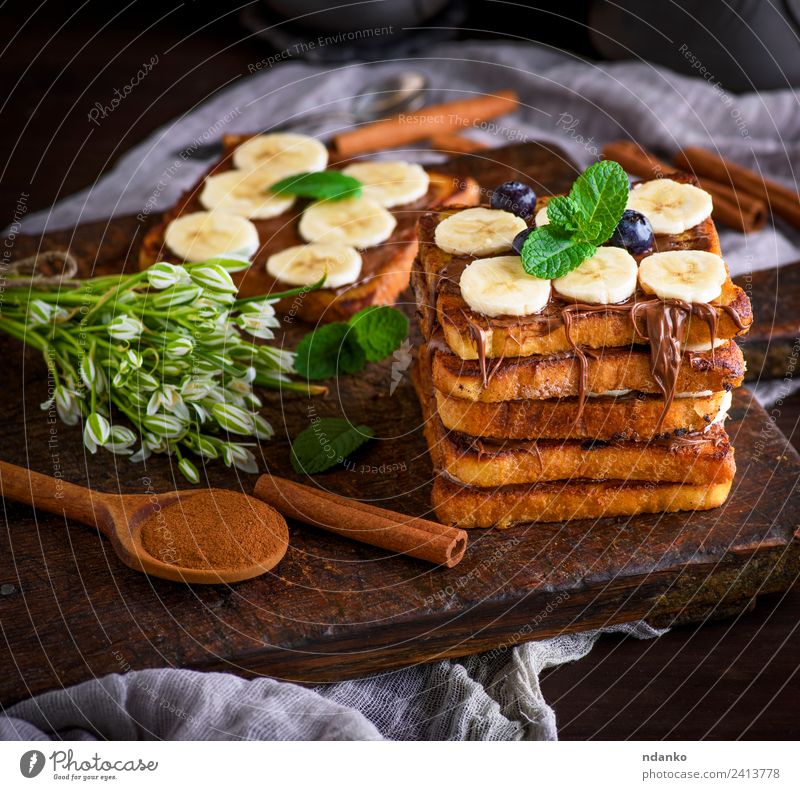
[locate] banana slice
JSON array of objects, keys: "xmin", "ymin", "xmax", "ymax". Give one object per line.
[
  {"xmin": 553, "ymin": 246, "xmax": 638, "ymax": 304},
  {"xmin": 267, "ymin": 243, "xmax": 362, "ymax": 289},
  {"xmin": 341, "ymin": 161, "xmax": 430, "ymax": 207},
  {"xmin": 165, "ymin": 211, "xmax": 259, "ymax": 262},
  {"xmin": 200, "ymin": 170, "xmax": 296, "ymax": 219},
  {"xmin": 298, "ymin": 196, "xmax": 396, "ymax": 248},
  {"xmin": 534, "ymin": 206, "xmax": 550, "ymax": 226},
  {"xmin": 627, "ymin": 179, "xmax": 712, "ymax": 235},
  {"xmin": 639, "ymin": 250, "xmax": 727, "ymax": 303},
  {"xmin": 685, "ymin": 338, "xmax": 728, "ymax": 352},
  {"xmin": 232, "ymin": 133, "xmax": 328, "ymax": 181},
  {"xmin": 460, "ymin": 255, "xmax": 551, "ymax": 317},
  {"xmin": 435, "ymin": 208, "xmax": 527, "ymax": 257}
]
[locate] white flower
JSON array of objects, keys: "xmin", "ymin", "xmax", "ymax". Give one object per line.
[
  {"xmin": 125, "ymin": 349, "xmax": 144, "ymax": 370},
  {"xmin": 212, "ymin": 402, "xmax": 254, "ymax": 435},
  {"xmin": 178, "ymin": 457, "xmax": 200, "ymax": 484},
  {"xmin": 107, "ymin": 314, "xmax": 144, "ymax": 341},
  {"xmin": 83, "ymin": 413, "xmax": 111, "ymax": 453},
  {"xmin": 146, "ymin": 262, "xmax": 189, "ymax": 290},
  {"xmin": 189, "ymin": 263, "xmax": 237, "ymax": 293},
  {"xmin": 252, "ymin": 414, "xmax": 274, "ymax": 440},
  {"xmin": 222, "ymin": 443, "xmax": 259, "ymax": 474},
  {"xmin": 41, "ymin": 386, "xmax": 81, "ymax": 426},
  {"xmin": 79, "ymin": 355, "xmax": 107, "ymax": 394},
  {"xmin": 236, "ymin": 312, "xmax": 278, "ymax": 340},
  {"xmin": 165, "ymin": 337, "xmax": 194, "ymax": 358},
  {"xmin": 151, "ymin": 285, "xmax": 202, "ymax": 310},
  {"xmin": 180, "ymin": 377, "xmax": 215, "ymax": 402},
  {"xmin": 106, "ymin": 425, "xmax": 137, "ymax": 455},
  {"xmin": 27, "ymin": 299, "xmax": 55, "ymax": 325},
  {"xmin": 193, "ymin": 435, "xmax": 218, "ymax": 458},
  {"xmin": 141, "ymin": 413, "xmax": 186, "ymax": 439}
]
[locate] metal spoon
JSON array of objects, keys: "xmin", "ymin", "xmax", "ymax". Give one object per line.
[
  {"xmin": 177, "ymin": 71, "xmax": 428, "ymax": 161},
  {"xmin": 0, "ymin": 460, "xmax": 289, "ymax": 584}
]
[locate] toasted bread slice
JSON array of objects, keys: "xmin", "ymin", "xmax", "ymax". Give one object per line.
[
  {"xmin": 431, "ymin": 340, "xmax": 744, "ymax": 402},
  {"xmin": 413, "ymin": 359, "xmax": 735, "ymax": 486},
  {"xmin": 434, "ymin": 385, "xmax": 729, "ymax": 441},
  {"xmin": 430, "ymin": 475, "xmax": 733, "ymax": 528},
  {"xmin": 413, "ymin": 177, "xmax": 752, "ymax": 360},
  {"xmin": 140, "ymin": 133, "xmax": 480, "ymax": 322}
]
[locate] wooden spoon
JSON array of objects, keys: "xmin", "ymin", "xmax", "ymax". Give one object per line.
[{"xmin": 0, "ymin": 460, "xmax": 288, "ymax": 584}]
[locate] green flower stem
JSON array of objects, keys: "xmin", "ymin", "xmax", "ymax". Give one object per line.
[
  {"xmin": 83, "ymin": 271, "xmax": 147, "ymax": 322},
  {"xmin": 254, "ymin": 373, "xmax": 327, "ymax": 395}
]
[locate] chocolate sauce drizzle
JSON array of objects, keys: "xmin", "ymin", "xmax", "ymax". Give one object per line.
[{"xmin": 424, "ymin": 258, "xmax": 745, "ymax": 433}]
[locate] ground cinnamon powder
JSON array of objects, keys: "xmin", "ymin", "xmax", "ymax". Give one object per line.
[{"xmin": 140, "ymin": 489, "xmax": 287, "ymax": 570}]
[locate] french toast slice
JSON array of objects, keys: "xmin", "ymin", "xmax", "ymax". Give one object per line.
[
  {"xmin": 413, "ymin": 175, "xmax": 752, "ymax": 360},
  {"xmin": 433, "ymin": 385, "xmax": 730, "ymax": 441},
  {"xmin": 430, "ymin": 475, "xmax": 733, "ymax": 529},
  {"xmin": 413, "ymin": 359, "xmax": 735, "ymax": 487},
  {"xmin": 140, "ymin": 133, "xmax": 480, "ymax": 322},
  {"xmin": 431, "ymin": 340, "xmax": 744, "ymax": 402}
]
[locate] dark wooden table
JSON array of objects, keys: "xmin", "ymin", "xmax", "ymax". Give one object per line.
[{"xmin": 1, "ymin": 2, "xmax": 798, "ymax": 740}]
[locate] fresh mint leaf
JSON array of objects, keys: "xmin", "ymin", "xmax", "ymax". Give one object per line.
[
  {"xmin": 294, "ymin": 323, "xmax": 365, "ymax": 380},
  {"xmin": 349, "ymin": 306, "xmax": 409, "ymax": 362},
  {"xmin": 269, "ymin": 171, "xmax": 362, "ymax": 201},
  {"xmin": 568, "ymin": 160, "xmax": 628, "ymax": 244},
  {"xmin": 290, "ymin": 418, "xmax": 374, "ymax": 474},
  {"xmin": 545, "ymin": 195, "xmax": 581, "ymax": 232},
  {"xmin": 520, "ymin": 226, "xmax": 596, "ymax": 279}
]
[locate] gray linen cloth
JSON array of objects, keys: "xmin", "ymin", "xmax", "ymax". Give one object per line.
[{"xmin": 3, "ymin": 41, "xmax": 798, "ymax": 741}]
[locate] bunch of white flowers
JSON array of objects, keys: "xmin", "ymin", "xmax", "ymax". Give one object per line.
[{"xmin": 1, "ymin": 257, "xmax": 323, "ymax": 482}]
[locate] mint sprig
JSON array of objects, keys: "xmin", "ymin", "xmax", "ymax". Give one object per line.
[
  {"xmin": 521, "ymin": 160, "xmax": 628, "ymax": 279},
  {"xmin": 270, "ymin": 171, "xmax": 362, "ymax": 201},
  {"xmin": 290, "ymin": 418, "xmax": 374, "ymax": 474},
  {"xmin": 294, "ymin": 306, "xmax": 409, "ymax": 380}
]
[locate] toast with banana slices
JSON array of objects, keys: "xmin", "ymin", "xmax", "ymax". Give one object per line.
[
  {"xmin": 410, "ymin": 164, "xmax": 750, "ymax": 528},
  {"xmin": 412, "ymin": 173, "xmax": 752, "ymax": 360},
  {"xmin": 431, "ymin": 339, "xmax": 744, "ymax": 402},
  {"xmin": 140, "ymin": 132, "xmax": 479, "ymax": 322}
]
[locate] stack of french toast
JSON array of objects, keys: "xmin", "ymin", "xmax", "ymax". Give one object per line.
[{"xmin": 411, "ymin": 171, "xmax": 753, "ymax": 528}]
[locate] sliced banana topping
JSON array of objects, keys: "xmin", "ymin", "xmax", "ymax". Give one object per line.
[
  {"xmin": 586, "ymin": 389, "xmax": 633, "ymax": 398},
  {"xmin": 299, "ymin": 196, "xmax": 396, "ymax": 248},
  {"xmin": 165, "ymin": 211, "xmax": 259, "ymax": 262},
  {"xmin": 200, "ymin": 170, "xmax": 296, "ymax": 219},
  {"xmin": 266, "ymin": 243, "xmax": 362, "ymax": 289},
  {"xmin": 460, "ymin": 255, "xmax": 551, "ymax": 317},
  {"xmin": 705, "ymin": 390, "xmax": 733, "ymax": 430},
  {"xmin": 534, "ymin": 206, "xmax": 550, "ymax": 227},
  {"xmin": 639, "ymin": 250, "xmax": 727, "ymax": 303},
  {"xmin": 232, "ymin": 133, "xmax": 328, "ymax": 181},
  {"xmin": 342, "ymin": 161, "xmax": 429, "ymax": 208},
  {"xmin": 684, "ymin": 338, "xmax": 728, "ymax": 352},
  {"xmin": 627, "ymin": 178, "xmax": 712, "ymax": 235},
  {"xmin": 553, "ymin": 246, "xmax": 638, "ymax": 304},
  {"xmin": 435, "ymin": 208, "xmax": 528, "ymax": 257}
]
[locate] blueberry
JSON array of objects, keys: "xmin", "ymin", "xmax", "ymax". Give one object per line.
[
  {"xmin": 491, "ymin": 180, "xmax": 537, "ymax": 219},
  {"xmin": 511, "ymin": 226, "xmax": 535, "ymax": 256},
  {"xmin": 608, "ymin": 209, "xmax": 654, "ymax": 255}
]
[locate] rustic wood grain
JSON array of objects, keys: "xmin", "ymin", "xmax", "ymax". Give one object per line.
[{"xmin": 0, "ymin": 142, "xmax": 798, "ymax": 706}]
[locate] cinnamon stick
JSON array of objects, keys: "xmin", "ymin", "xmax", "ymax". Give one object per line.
[
  {"xmin": 334, "ymin": 90, "xmax": 518, "ymax": 158},
  {"xmin": 428, "ymin": 132, "xmax": 489, "ymax": 154},
  {"xmin": 675, "ymin": 146, "xmax": 800, "ymax": 228},
  {"xmin": 602, "ymin": 140, "xmax": 767, "ymax": 232},
  {"xmin": 253, "ymin": 474, "xmax": 468, "ymax": 568}
]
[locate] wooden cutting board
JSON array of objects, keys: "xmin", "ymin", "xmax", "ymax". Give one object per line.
[{"xmin": 1, "ymin": 143, "xmax": 798, "ymax": 705}]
